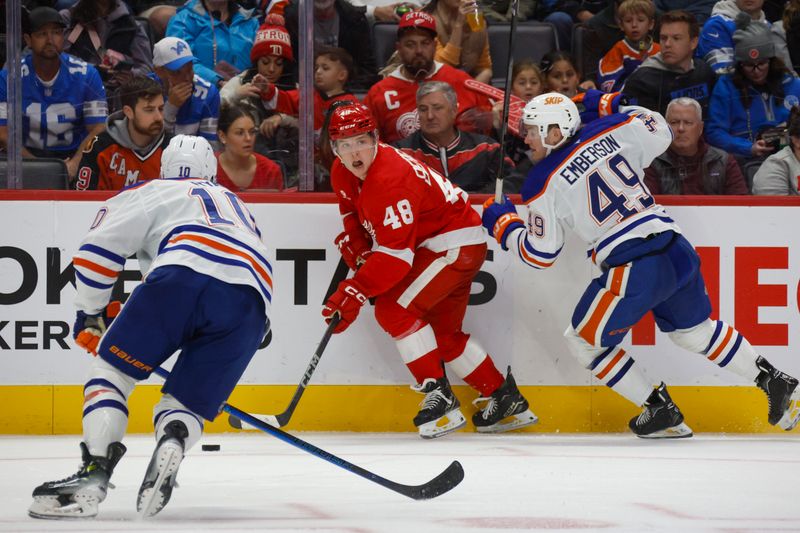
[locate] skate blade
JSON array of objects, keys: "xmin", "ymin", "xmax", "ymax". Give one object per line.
[
  {"xmin": 778, "ymin": 389, "xmax": 800, "ymax": 431},
  {"xmin": 636, "ymin": 422, "xmax": 694, "ymax": 439},
  {"xmin": 29, "ymin": 496, "xmax": 99, "ymax": 520},
  {"xmin": 418, "ymin": 409, "xmax": 467, "ymax": 439},
  {"xmin": 475, "ymin": 409, "xmax": 539, "ymax": 434},
  {"xmin": 138, "ymin": 441, "xmax": 183, "ymax": 519}
]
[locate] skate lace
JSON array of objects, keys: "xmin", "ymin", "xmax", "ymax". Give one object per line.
[
  {"xmin": 472, "ymin": 396, "xmax": 498, "ymax": 420},
  {"xmin": 420, "ymin": 389, "xmax": 449, "ymax": 410},
  {"xmin": 635, "ymin": 408, "xmax": 653, "ymax": 427}
]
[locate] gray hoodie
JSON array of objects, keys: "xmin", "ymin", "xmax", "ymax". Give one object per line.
[{"xmin": 105, "ymin": 111, "xmax": 165, "ymax": 156}]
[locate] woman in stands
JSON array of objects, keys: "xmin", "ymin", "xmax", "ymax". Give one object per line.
[
  {"xmin": 165, "ymin": 0, "xmax": 259, "ymax": 88},
  {"xmin": 706, "ymin": 18, "xmax": 800, "ymax": 162},
  {"xmin": 423, "ymin": 0, "xmax": 493, "ymax": 83},
  {"xmin": 216, "ymin": 103, "xmax": 285, "ymax": 192}
]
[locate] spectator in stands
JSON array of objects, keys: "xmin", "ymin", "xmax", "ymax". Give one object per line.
[
  {"xmin": 771, "ymin": 0, "xmax": 800, "ymax": 76},
  {"xmin": 491, "ymin": 60, "xmax": 544, "ymax": 168},
  {"xmin": 74, "ymin": 76, "xmax": 170, "ymax": 190},
  {"xmin": 283, "ymin": 0, "xmax": 378, "ymax": 91},
  {"xmin": 622, "ymin": 10, "xmax": 717, "ymax": 117},
  {"xmin": 644, "ymin": 97, "xmax": 749, "ymax": 194},
  {"xmin": 597, "ymin": 0, "xmax": 659, "ymax": 92},
  {"xmin": 216, "ymin": 103, "xmax": 285, "ymax": 191},
  {"xmin": 129, "ymin": 1, "xmax": 185, "ymax": 41},
  {"xmin": 0, "ymin": 7, "xmax": 107, "ymax": 180},
  {"xmin": 422, "ymin": 0, "xmax": 492, "ymax": 84},
  {"xmin": 59, "ymin": 0, "xmax": 153, "ymax": 88},
  {"xmin": 166, "ymin": 0, "xmax": 259, "ymax": 88},
  {"xmin": 654, "ymin": 0, "xmax": 715, "ymax": 24},
  {"xmin": 341, "ymin": 0, "xmax": 423, "ymax": 24},
  {"xmin": 541, "ymin": 51, "xmax": 589, "ymax": 97},
  {"xmin": 705, "ymin": 18, "xmax": 800, "ymax": 161},
  {"xmin": 220, "ymin": 16, "xmax": 295, "ymax": 106},
  {"xmin": 364, "ymin": 11, "xmax": 492, "ymax": 144},
  {"xmin": 394, "ymin": 81, "xmax": 521, "ymax": 192},
  {"xmin": 151, "ymin": 37, "xmax": 221, "ymax": 142},
  {"xmin": 752, "ymin": 106, "xmax": 800, "ymax": 195},
  {"xmin": 584, "ymin": 0, "xmax": 627, "ymax": 62},
  {"xmin": 696, "ymin": 0, "xmax": 768, "ymax": 74},
  {"xmin": 257, "ymin": 47, "xmax": 357, "ymax": 137}
]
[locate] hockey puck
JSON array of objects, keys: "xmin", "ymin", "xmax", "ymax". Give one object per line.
[{"xmin": 201, "ymin": 444, "xmax": 221, "ymax": 451}]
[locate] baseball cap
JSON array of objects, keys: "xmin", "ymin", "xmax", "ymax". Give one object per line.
[
  {"xmin": 733, "ymin": 14, "xmax": 775, "ymax": 63},
  {"xmin": 153, "ymin": 37, "xmax": 197, "ymax": 71},
  {"xmin": 24, "ymin": 7, "xmax": 66, "ymax": 34},
  {"xmin": 398, "ymin": 11, "xmax": 436, "ymax": 38}
]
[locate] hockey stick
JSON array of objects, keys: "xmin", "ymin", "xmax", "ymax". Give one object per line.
[
  {"xmin": 494, "ymin": 0, "xmax": 520, "ymax": 203},
  {"xmin": 152, "ymin": 367, "xmax": 465, "ymax": 500},
  {"xmin": 228, "ymin": 314, "xmax": 340, "ymax": 430}
]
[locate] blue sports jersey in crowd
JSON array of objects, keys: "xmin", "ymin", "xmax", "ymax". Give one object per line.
[
  {"xmin": 0, "ymin": 52, "xmax": 107, "ymax": 155},
  {"xmin": 148, "ymin": 72, "xmax": 220, "ymax": 141}
]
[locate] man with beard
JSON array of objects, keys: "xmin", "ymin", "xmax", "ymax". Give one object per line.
[
  {"xmin": 0, "ymin": 7, "xmax": 107, "ymax": 181},
  {"xmin": 74, "ymin": 76, "xmax": 170, "ymax": 190},
  {"xmin": 364, "ymin": 11, "xmax": 492, "ymax": 143}
]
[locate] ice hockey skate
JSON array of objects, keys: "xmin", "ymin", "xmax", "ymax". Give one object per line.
[
  {"xmin": 755, "ymin": 357, "xmax": 800, "ymax": 430},
  {"xmin": 28, "ymin": 442, "xmax": 126, "ymax": 519},
  {"xmin": 412, "ymin": 376, "xmax": 466, "ymax": 439},
  {"xmin": 137, "ymin": 420, "xmax": 187, "ymax": 518},
  {"xmin": 472, "ymin": 367, "xmax": 538, "ymax": 433},
  {"xmin": 629, "ymin": 383, "xmax": 693, "ymax": 438}
]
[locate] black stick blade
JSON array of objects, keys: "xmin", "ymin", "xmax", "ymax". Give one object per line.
[
  {"xmin": 391, "ymin": 460, "xmax": 465, "ymax": 500},
  {"xmin": 228, "ymin": 414, "xmax": 243, "ymax": 429}
]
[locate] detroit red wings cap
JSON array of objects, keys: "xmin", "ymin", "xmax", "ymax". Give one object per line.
[{"xmin": 398, "ymin": 11, "xmax": 437, "ymax": 36}]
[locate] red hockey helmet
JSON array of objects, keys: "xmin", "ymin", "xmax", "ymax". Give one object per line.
[{"xmin": 328, "ymin": 103, "xmax": 378, "ymax": 141}]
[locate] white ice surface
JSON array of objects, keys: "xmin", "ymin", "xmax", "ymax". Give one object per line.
[{"xmin": 1, "ymin": 432, "xmax": 798, "ymax": 532}]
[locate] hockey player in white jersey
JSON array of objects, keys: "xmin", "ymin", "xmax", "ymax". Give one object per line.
[
  {"xmin": 482, "ymin": 91, "xmax": 800, "ymax": 438},
  {"xmin": 29, "ymin": 135, "xmax": 272, "ymax": 519}
]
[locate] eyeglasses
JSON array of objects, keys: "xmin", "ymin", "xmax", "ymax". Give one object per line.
[{"xmin": 741, "ymin": 59, "xmax": 769, "ymax": 70}]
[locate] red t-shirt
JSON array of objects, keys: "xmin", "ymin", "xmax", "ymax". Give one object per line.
[
  {"xmin": 215, "ymin": 153, "xmax": 284, "ymax": 191},
  {"xmin": 364, "ymin": 62, "xmax": 492, "ymax": 143}
]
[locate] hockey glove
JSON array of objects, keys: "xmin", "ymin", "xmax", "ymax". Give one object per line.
[
  {"xmin": 573, "ymin": 90, "xmax": 628, "ymax": 124},
  {"xmin": 73, "ymin": 301, "xmax": 121, "ymax": 355},
  {"xmin": 482, "ymin": 196, "xmax": 524, "ymax": 251},
  {"xmin": 322, "ymin": 279, "xmax": 368, "ymax": 333},
  {"xmin": 335, "ymin": 231, "xmax": 373, "ymax": 271}
]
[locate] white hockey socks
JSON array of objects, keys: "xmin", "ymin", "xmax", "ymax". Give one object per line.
[
  {"xmin": 669, "ymin": 319, "xmax": 760, "ymax": 382},
  {"xmin": 82, "ymin": 358, "xmax": 136, "ymax": 457},
  {"xmin": 565, "ymin": 326, "xmax": 653, "ymax": 406},
  {"xmin": 153, "ymin": 395, "xmax": 204, "ymax": 452}
]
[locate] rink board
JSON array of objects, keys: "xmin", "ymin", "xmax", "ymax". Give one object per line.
[{"xmin": 0, "ymin": 193, "xmax": 798, "ymax": 433}]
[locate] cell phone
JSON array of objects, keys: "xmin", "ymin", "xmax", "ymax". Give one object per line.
[{"xmin": 114, "ymin": 60, "xmax": 135, "ymax": 71}]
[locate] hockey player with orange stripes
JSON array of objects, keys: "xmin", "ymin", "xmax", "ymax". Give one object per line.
[
  {"xmin": 321, "ymin": 102, "xmax": 536, "ymax": 439},
  {"xmin": 482, "ymin": 90, "xmax": 800, "ymax": 438}
]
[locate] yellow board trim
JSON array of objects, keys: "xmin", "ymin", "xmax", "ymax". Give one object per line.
[{"xmin": 0, "ymin": 384, "xmax": 781, "ymax": 434}]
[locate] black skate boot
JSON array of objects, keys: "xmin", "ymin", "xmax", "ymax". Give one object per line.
[
  {"xmin": 411, "ymin": 376, "xmax": 466, "ymax": 439},
  {"xmin": 755, "ymin": 356, "xmax": 800, "ymax": 430},
  {"xmin": 472, "ymin": 367, "xmax": 538, "ymax": 433},
  {"xmin": 629, "ymin": 383, "xmax": 693, "ymax": 439},
  {"xmin": 29, "ymin": 441, "xmax": 126, "ymax": 519},
  {"xmin": 137, "ymin": 420, "xmax": 188, "ymax": 517}
]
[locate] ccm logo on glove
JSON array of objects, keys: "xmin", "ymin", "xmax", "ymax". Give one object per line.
[{"xmin": 322, "ymin": 279, "xmax": 369, "ymax": 333}]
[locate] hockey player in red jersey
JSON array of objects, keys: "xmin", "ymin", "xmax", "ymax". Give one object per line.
[
  {"xmin": 364, "ymin": 11, "xmax": 492, "ymax": 144},
  {"xmin": 321, "ymin": 102, "xmax": 536, "ymax": 438}
]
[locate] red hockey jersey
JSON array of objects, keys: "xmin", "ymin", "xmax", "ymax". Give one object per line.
[
  {"xmin": 364, "ymin": 62, "xmax": 492, "ymax": 143},
  {"xmin": 331, "ymin": 143, "xmax": 485, "ymax": 296}
]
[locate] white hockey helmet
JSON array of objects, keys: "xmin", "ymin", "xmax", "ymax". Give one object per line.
[
  {"xmin": 520, "ymin": 92, "xmax": 581, "ymax": 154},
  {"xmin": 160, "ymin": 134, "xmax": 217, "ymax": 182}
]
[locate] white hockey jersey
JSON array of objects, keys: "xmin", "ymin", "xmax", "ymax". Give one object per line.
[
  {"xmin": 73, "ymin": 178, "xmax": 273, "ymax": 315},
  {"xmin": 510, "ymin": 108, "xmax": 679, "ymax": 269}
]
